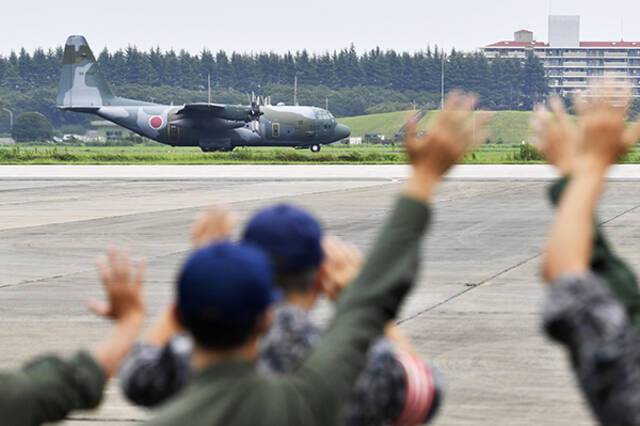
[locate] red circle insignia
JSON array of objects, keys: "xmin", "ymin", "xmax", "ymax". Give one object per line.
[{"xmin": 149, "ymin": 116, "xmax": 164, "ymax": 129}]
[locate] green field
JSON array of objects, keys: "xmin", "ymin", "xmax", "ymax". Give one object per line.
[
  {"xmin": 338, "ymin": 110, "xmax": 533, "ymax": 144},
  {"xmin": 3, "ymin": 109, "xmax": 640, "ymax": 164},
  {"xmin": 338, "ymin": 111, "xmax": 416, "ymax": 139},
  {"xmin": 2, "ymin": 143, "xmax": 640, "ymax": 165},
  {"xmin": 0, "ymin": 144, "xmax": 397, "ymax": 164}
]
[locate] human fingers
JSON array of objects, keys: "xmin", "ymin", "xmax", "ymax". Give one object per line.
[
  {"xmin": 95, "ymin": 254, "xmax": 112, "ymax": 287},
  {"xmin": 458, "ymin": 93, "xmax": 478, "ymax": 112},
  {"xmin": 573, "ymin": 91, "xmax": 587, "ymax": 115},
  {"xmin": 469, "ymin": 111, "xmax": 493, "ymax": 148},
  {"xmin": 132, "ymin": 259, "xmax": 145, "ymax": 291},
  {"xmin": 530, "ymin": 104, "xmax": 550, "ymax": 137},
  {"xmin": 87, "ymin": 299, "xmax": 110, "ymax": 318},
  {"xmin": 326, "ymin": 238, "xmax": 354, "ymax": 275},
  {"xmin": 604, "ymin": 82, "xmax": 632, "ymax": 115},
  {"xmin": 404, "ymin": 118, "xmax": 425, "ymax": 154},
  {"xmin": 443, "ymin": 91, "xmax": 465, "ymax": 111},
  {"xmin": 588, "ymin": 79, "xmax": 631, "ymax": 115},
  {"xmin": 196, "ymin": 207, "xmax": 235, "ymax": 244},
  {"xmin": 111, "ymin": 249, "xmax": 130, "ymax": 288},
  {"xmin": 440, "ymin": 92, "xmax": 470, "ymax": 127},
  {"xmin": 549, "ymin": 96, "xmax": 571, "ymax": 127},
  {"xmin": 448, "ymin": 92, "xmax": 479, "ymax": 132},
  {"xmin": 329, "ymin": 237, "xmax": 352, "ymax": 262},
  {"xmin": 120, "ymin": 250, "xmax": 132, "ymax": 285},
  {"xmin": 106, "ymin": 248, "xmax": 124, "ymax": 285},
  {"xmin": 191, "ymin": 211, "xmax": 208, "ymax": 243},
  {"xmin": 343, "ymin": 242, "xmax": 363, "ymax": 266},
  {"xmin": 623, "ymin": 120, "xmax": 640, "ymax": 149},
  {"xmin": 322, "ymin": 236, "xmax": 341, "ymax": 265}
]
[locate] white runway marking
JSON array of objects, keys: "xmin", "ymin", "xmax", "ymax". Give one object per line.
[{"xmin": 1, "ymin": 164, "xmax": 640, "ymax": 180}]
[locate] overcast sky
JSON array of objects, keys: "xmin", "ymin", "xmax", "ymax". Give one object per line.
[{"xmin": 1, "ymin": 0, "xmax": 639, "ymax": 55}]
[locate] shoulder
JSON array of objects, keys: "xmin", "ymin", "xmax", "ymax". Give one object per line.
[{"xmin": 149, "ymin": 371, "xmax": 289, "ymax": 426}]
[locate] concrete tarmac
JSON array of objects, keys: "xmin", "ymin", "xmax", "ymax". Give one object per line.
[{"xmin": 3, "ymin": 165, "xmax": 639, "ymax": 425}]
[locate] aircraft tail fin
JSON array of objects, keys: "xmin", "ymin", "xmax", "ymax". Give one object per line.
[{"xmin": 57, "ymin": 35, "xmax": 114, "ymax": 110}]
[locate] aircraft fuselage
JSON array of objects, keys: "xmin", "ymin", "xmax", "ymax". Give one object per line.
[{"xmin": 95, "ymin": 104, "xmax": 350, "ymax": 152}]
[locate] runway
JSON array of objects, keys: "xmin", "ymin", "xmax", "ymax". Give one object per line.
[
  {"xmin": 5, "ymin": 163, "xmax": 640, "ymax": 180},
  {"xmin": 2, "ymin": 165, "xmax": 639, "ymax": 425}
]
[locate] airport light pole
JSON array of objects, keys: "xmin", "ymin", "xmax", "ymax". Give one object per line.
[
  {"xmin": 473, "ymin": 107, "xmax": 476, "ymax": 144},
  {"xmin": 2, "ymin": 108, "xmax": 13, "ymax": 134},
  {"xmin": 440, "ymin": 53, "xmax": 446, "ymax": 110}
]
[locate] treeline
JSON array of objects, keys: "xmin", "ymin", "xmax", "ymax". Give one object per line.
[{"xmin": 0, "ymin": 45, "xmax": 548, "ymax": 132}]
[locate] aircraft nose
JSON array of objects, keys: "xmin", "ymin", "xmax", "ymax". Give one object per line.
[{"xmin": 335, "ymin": 123, "xmax": 351, "ymax": 141}]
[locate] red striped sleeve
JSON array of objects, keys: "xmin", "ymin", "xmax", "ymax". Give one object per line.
[{"xmin": 394, "ymin": 352, "xmax": 436, "ymax": 426}]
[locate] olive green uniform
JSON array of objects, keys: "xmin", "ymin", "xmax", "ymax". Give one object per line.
[
  {"xmin": 148, "ymin": 196, "xmax": 431, "ymax": 426},
  {"xmin": 550, "ymin": 177, "xmax": 640, "ymax": 324},
  {"xmin": 0, "ymin": 351, "xmax": 106, "ymax": 426}
]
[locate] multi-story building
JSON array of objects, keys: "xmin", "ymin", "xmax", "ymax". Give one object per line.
[{"xmin": 482, "ymin": 16, "xmax": 640, "ymax": 97}]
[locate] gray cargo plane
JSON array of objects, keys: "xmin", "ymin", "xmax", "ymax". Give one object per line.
[{"xmin": 57, "ymin": 36, "xmax": 350, "ymax": 152}]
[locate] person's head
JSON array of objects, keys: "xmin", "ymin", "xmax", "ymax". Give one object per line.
[
  {"xmin": 176, "ymin": 241, "xmax": 278, "ymax": 351},
  {"xmin": 242, "ymin": 204, "xmax": 325, "ymax": 301}
]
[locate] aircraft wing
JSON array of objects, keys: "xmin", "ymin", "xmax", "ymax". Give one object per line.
[
  {"xmin": 177, "ymin": 103, "xmax": 261, "ymax": 122},
  {"xmin": 177, "ymin": 103, "xmax": 226, "ymax": 115}
]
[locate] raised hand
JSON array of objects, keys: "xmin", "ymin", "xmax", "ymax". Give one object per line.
[
  {"xmin": 191, "ymin": 206, "xmax": 235, "ymax": 247},
  {"xmin": 320, "ymin": 236, "xmax": 363, "ymax": 301},
  {"xmin": 403, "ymin": 91, "xmax": 491, "ymax": 202},
  {"xmin": 542, "ymin": 80, "xmax": 640, "ymax": 284},
  {"xmin": 91, "ymin": 248, "xmax": 145, "ymax": 324},
  {"xmin": 531, "ymin": 96, "xmax": 579, "ymax": 175},
  {"xmin": 405, "ymin": 91, "xmax": 490, "ymax": 178},
  {"xmin": 90, "ymin": 248, "xmax": 146, "ymax": 378},
  {"xmin": 575, "ymin": 80, "xmax": 640, "ymax": 168}
]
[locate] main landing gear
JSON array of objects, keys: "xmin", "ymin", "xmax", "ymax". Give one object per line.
[{"xmin": 310, "ymin": 144, "xmax": 321, "ymax": 153}]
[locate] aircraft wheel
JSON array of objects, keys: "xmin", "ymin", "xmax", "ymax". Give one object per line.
[{"xmin": 310, "ymin": 144, "xmax": 321, "ymax": 153}]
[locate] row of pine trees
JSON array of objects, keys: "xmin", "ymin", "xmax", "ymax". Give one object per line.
[{"xmin": 0, "ymin": 45, "xmax": 548, "ymax": 112}]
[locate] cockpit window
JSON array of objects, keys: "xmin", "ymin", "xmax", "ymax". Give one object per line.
[{"xmin": 315, "ymin": 110, "xmax": 332, "ymax": 120}]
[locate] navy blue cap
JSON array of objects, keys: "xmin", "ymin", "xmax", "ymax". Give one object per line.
[
  {"xmin": 177, "ymin": 241, "xmax": 278, "ymax": 323},
  {"xmin": 242, "ymin": 204, "xmax": 324, "ymax": 274}
]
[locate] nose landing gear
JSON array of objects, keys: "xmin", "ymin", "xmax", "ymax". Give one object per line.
[{"xmin": 310, "ymin": 144, "xmax": 321, "ymax": 153}]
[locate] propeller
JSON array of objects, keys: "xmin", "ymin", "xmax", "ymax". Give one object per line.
[
  {"xmin": 248, "ymin": 92, "xmax": 262, "ymax": 120},
  {"xmin": 244, "ymin": 92, "xmax": 267, "ymax": 121}
]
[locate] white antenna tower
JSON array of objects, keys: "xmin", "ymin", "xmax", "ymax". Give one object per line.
[
  {"xmin": 293, "ymin": 75, "xmax": 299, "ymax": 106},
  {"xmin": 208, "ymin": 73, "xmax": 212, "ymax": 104}
]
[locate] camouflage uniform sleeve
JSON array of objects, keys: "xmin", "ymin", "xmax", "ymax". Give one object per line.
[
  {"xmin": 544, "ymin": 273, "xmax": 640, "ymax": 425},
  {"xmin": 119, "ymin": 336, "xmax": 193, "ymax": 407},
  {"xmin": 281, "ymin": 196, "xmax": 431, "ymax": 425},
  {"xmin": 342, "ymin": 339, "xmax": 406, "ymax": 426},
  {"xmin": 0, "ymin": 351, "xmax": 106, "ymax": 426},
  {"xmin": 549, "ymin": 177, "xmax": 640, "ymax": 325}
]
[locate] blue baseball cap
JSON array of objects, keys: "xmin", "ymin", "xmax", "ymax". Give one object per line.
[
  {"xmin": 177, "ymin": 241, "xmax": 278, "ymax": 325},
  {"xmin": 242, "ymin": 204, "xmax": 324, "ymax": 274}
]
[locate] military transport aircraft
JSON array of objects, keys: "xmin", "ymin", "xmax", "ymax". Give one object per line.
[{"xmin": 57, "ymin": 36, "xmax": 350, "ymax": 152}]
